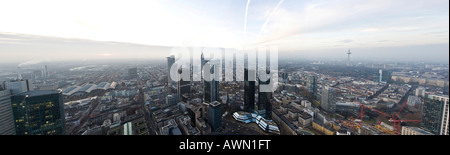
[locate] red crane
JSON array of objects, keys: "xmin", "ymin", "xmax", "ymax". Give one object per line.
[{"xmin": 353, "ymin": 100, "xmax": 421, "ymax": 135}]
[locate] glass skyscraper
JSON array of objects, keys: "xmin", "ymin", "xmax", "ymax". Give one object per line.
[
  {"xmin": 321, "ymin": 86, "xmax": 336, "ymax": 113},
  {"xmin": 306, "ymin": 75, "xmax": 317, "ymax": 95},
  {"xmin": 244, "ymin": 68, "xmax": 255, "ymax": 112},
  {"xmin": 422, "ymin": 95, "xmax": 449, "ymax": 135},
  {"xmin": 11, "ymin": 90, "xmax": 65, "ymax": 135},
  {"xmin": 258, "ymin": 70, "xmax": 272, "ymax": 120},
  {"xmin": 208, "ymin": 101, "xmax": 222, "ymax": 132},
  {"xmin": 203, "ymin": 60, "xmax": 219, "ymax": 103}
]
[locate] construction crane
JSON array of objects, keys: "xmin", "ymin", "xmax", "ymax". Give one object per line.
[{"xmin": 353, "ymin": 101, "xmax": 421, "ymax": 135}]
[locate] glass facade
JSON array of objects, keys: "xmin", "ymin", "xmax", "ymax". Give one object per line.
[
  {"xmin": 421, "ymin": 98, "xmax": 445, "ymax": 135},
  {"xmin": 208, "ymin": 101, "xmax": 222, "ymax": 132},
  {"xmin": 244, "ymin": 68, "xmax": 255, "ymax": 112},
  {"xmin": 259, "ymin": 77, "xmax": 272, "ymax": 120},
  {"xmin": 306, "ymin": 75, "xmax": 317, "ymax": 94},
  {"xmin": 11, "ymin": 90, "xmax": 65, "ymax": 135}
]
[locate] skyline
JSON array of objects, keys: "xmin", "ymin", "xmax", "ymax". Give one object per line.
[{"xmin": 0, "ymin": 0, "xmax": 449, "ymax": 63}]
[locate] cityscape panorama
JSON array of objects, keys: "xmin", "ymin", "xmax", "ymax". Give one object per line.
[{"xmin": 0, "ymin": 0, "xmax": 448, "ymax": 138}]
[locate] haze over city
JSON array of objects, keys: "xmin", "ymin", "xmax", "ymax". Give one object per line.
[{"xmin": 0, "ymin": 0, "xmax": 448, "ymax": 64}]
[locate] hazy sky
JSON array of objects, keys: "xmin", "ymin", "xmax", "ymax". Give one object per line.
[{"xmin": 0, "ymin": 0, "xmax": 448, "ymax": 63}]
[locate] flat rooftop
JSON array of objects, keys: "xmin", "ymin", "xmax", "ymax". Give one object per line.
[{"xmin": 17, "ymin": 90, "xmax": 60, "ymax": 97}]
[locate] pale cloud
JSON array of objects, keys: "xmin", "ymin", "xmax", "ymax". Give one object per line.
[
  {"xmin": 252, "ymin": 0, "xmax": 449, "ymax": 50},
  {"xmin": 0, "ymin": 0, "xmax": 448, "ymax": 63}
]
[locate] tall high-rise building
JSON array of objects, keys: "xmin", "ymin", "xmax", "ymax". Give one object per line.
[
  {"xmin": 208, "ymin": 101, "xmax": 222, "ymax": 132},
  {"xmin": 177, "ymin": 67, "xmax": 191, "ymax": 100},
  {"xmin": 258, "ymin": 70, "xmax": 272, "ymax": 120},
  {"xmin": 244, "ymin": 68, "xmax": 255, "ymax": 112},
  {"xmin": 45, "ymin": 65, "xmax": 48, "ymax": 77},
  {"xmin": 201, "ymin": 52, "xmax": 205, "ymax": 80},
  {"xmin": 281, "ymin": 72, "xmax": 288, "ymax": 84},
  {"xmin": 11, "ymin": 90, "xmax": 65, "ymax": 135},
  {"xmin": 306, "ymin": 75, "xmax": 317, "ymax": 95},
  {"xmin": 3, "ymin": 79, "xmax": 32, "ymax": 95},
  {"xmin": 203, "ymin": 60, "xmax": 219, "ymax": 103},
  {"xmin": 422, "ymin": 94, "xmax": 449, "ymax": 135},
  {"xmin": 0, "ymin": 89, "xmax": 15, "ymax": 135},
  {"xmin": 321, "ymin": 86, "xmax": 336, "ymax": 113}
]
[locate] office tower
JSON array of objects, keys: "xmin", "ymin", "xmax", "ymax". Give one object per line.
[
  {"xmin": 128, "ymin": 68, "xmax": 138, "ymax": 78},
  {"xmin": 208, "ymin": 101, "xmax": 222, "ymax": 132},
  {"xmin": 203, "ymin": 60, "xmax": 219, "ymax": 103},
  {"xmin": 422, "ymin": 95, "xmax": 449, "ymax": 135},
  {"xmin": 281, "ymin": 72, "xmax": 288, "ymax": 84},
  {"xmin": 177, "ymin": 67, "xmax": 191, "ymax": 100},
  {"xmin": 201, "ymin": 52, "xmax": 205, "ymax": 80},
  {"xmin": 10, "ymin": 90, "xmax": 65, "ymax": 135},
  {"xmin": 167, "ymin": 55, "xmax": 176, "ymax": 86},
  {"xmin": 258, "ymin": 70, "xmax": 272, "ymax": 120},
  {"xmin": 3, "ymin": 79, "xmax": 32, "ymax": 95},
  {"xmin": 373, "ymin": 69, "xmax": 391, "ymax": 83},
  {"xmin": 244, "ymin": 68, "xmax": 255, "ymax": 112},
  {"xmin": 45, "ymin": 65, "xmax": 48, "ymax": 77},
  {"xmin": 321, "ymin": 86, "xmax": 336, "ymax": 113},
  {"xmin": 306, "ymin": 75, "xmax": 317, "ymax": 95},
  {"xmin": 0, "ymin": 89, "xmax": 15, "ymax": 135}
]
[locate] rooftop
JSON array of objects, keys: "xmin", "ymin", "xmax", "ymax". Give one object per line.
[{"xmin": 17, "ymin": 90, "xmax": 61, "ymax": 97}]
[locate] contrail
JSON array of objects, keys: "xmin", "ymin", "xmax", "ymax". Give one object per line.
[
  {"xmin": 244, "ymin": 0, "xmax": 251, "ymax": 38},
  {"xmin": 259, "ymin": 0, "xmax": 284, "ymax": 38}
]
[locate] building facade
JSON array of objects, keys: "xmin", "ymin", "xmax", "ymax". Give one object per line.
[
  {"xmin": 203, "ymin": 60, "xmax": 220, "ymax": 103},
  {"xmin": 258, "ymin": 71, "xmax": 272, "ymax": 120},
  {"xmin": 321, "ymin": 86, "xmax": 336, "ymax": 113},
  {"xmin": 244, "ymin": 68, "xmax": 256, "ymax": 112},
  {"xmin": 306, "ymin": 75, "xmax": 317, "ymax": 95},
  {"xmin": 422, "ymin": 95, "xmax": 449, "ymax": 135},
  {"xmin": 3, "ymin": 80, "xmax": 32, "ymax": 95},
  {"xmin": 208, "ymin": 101, "xmax": 222, "ymax": 132},
  {"xmin": 0, "ymin": 89, "xmax": 15, "ymax": 135}
]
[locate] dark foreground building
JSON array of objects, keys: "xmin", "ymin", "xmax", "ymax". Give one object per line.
[{"xmin": 11, "ymin": 90, "xmax": 65, "ymax": 135}]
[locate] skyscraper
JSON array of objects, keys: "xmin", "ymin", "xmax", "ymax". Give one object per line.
[
  {"xmin": 11, "ymin": 90, "xmax": 65, "ymax": 135},
  {"xmin": 0, "ymin": 89, "xmax": 15, "ymax": 135},
  {"xmin": 244, "ymin": 68, "xmax": 255, "ymax": 112},
  {"xmin": 373, "ymin": 69, "xmax": 391, "ymax": 83},
  {"xmin": 306, "ymin": 75, "xmax": 317, "ymax": 95},
  {"xmin": 208, "ymin": 101, "xmax": 222, "ymax": 132},
  {"xmin": 177, "ymin": 67, "xmax": 191, "ymax": 100},
  {"xmin": 422, "ymin": 94, "xmax": 449, "ymax": 135},
  {"xmin": 167, "ymin": 55, "xmax": 176, "ymax": 86},
  {"xmin": 321, "ymin": 86, "xmax": 336, "ymax": 113},
  {"xmin": 203, "ymin": 60, "xmax": 219, "ymax": 103},
  {"xmin": 258, "ymin": 70, "xmax": 272, "ymax": 120}
]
